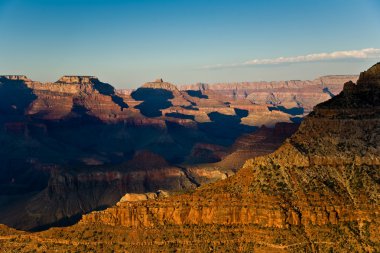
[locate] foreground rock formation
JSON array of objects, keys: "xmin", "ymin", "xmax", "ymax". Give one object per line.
[
  {"xmin": 0, "ymin": 63, "xmax": 372, "ymax": 252},
  {"xmin": 0, "ymin": 74, "xmax": 354, "ymax": 231}
]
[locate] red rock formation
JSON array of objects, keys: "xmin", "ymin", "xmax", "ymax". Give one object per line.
[
  {"xmin": 77, "ymin": 64, "xmax": 379, "ymax": 252},
  {"xmin": 181, "ymin": 75, "xmax": 358, "ymax": 112},
  {"xmin": 0, "ymin": 73, "xmax": 354, "ymax": 233}
]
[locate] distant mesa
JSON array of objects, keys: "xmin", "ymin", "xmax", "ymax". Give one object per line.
[
  {"xmin": 0, "ymin": 75, "xmax": 99, "ymax": 84},
  {"xmin": 142, "ymin": 78, "xmax": 179, "ymax": 91},
  {"xmin": 0, "ymin": 75, "xmax": 30, "ymax": 81},
  {"xmin": 57, "ymin": 75, "xmax": 97, "ymax": 84}
]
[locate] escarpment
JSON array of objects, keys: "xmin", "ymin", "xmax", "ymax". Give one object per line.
[
  {"xmin": 78, "ymin": 64, "xmax": 380, "ymax": 252},
  {"xmin": 181, "ymin": 75, "xmax": 358, "ymax": 112}
]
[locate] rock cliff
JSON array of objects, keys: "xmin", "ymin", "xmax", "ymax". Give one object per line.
[
  {"xmin": 75, "ymin": 64, "xmax": 379, "ymax": 252},
  {"xmin": 181, "ymin": 75, "xmax": 358, "ymax": 113}
]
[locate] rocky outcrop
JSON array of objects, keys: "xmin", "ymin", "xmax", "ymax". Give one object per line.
[
  {"xmin": 77, "ymin": 64, "xmax": 379, "ymax": 252},
  {"xmin": 117, "ymin": 190, "xmax": 169, "ymax": 204},
  {"xmin": 57, "ymin": 75, "xmax": 95, "ymax": 84},
  {"xmin": 142, "ymin": 79, "xmax": 180, "ymax": 91}
]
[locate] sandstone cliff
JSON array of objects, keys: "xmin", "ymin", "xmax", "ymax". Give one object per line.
[{"xmin": 75, "ymin": 65, "xmax": 379, "ymax": 252}]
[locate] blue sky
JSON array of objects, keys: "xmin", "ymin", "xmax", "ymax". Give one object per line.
[{"xmin": 0, "ymin": 0, "xmax": 379, "ymax": 88}]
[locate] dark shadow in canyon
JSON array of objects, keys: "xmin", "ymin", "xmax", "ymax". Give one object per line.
[
  {"xmin": 165, "ymin": 112, "xmax": 195, "ymax": 120},
  {"xmin": 131, "ymin": 88, "xmax": 174, "ymax": 117},
  {"xmin": 268, "ymin": 106, "xmax": 304, "ymax": 116},
  {"xmin": 185, "ymin": 90, "xmax": 208, "ymax": 99},
  {"xmin": 0, "ymin": 77, "xmax": 37, "ymax": 116},
  {"xmin": 290, "ymin": 116, "xmax": 303, "ymax": 124},
  {"xmin": 234, "ymin": 108, "xmax": 249, "ymax": 118},
  {"xmin": 198, "ymin": 109, "xmax": 256, "ymax": 146},
  {"xmin": 92, "ymin": 78, "xmax": 129, "ymax": 110},
  {"xmin": 30, "ymin": 204, "xmax": 110, "ymax": 232}
]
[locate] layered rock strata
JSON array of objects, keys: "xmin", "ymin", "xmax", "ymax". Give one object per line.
[
  {"xmin": 77, "ymin": 65, "xmax": 379, "ymax": 252},
  {"xmin": 0, "ymin": 74, "xmax": 355, "ymax": 232}
]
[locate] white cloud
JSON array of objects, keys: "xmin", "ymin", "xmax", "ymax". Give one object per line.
[{"xmin": 202, "ymin": 48, "xmax": 380, "ymax": 69}]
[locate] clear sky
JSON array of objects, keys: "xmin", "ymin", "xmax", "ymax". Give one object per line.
[{"xmin": 0, "ymin": 0, "xmax": 379, "ymax": 88}]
